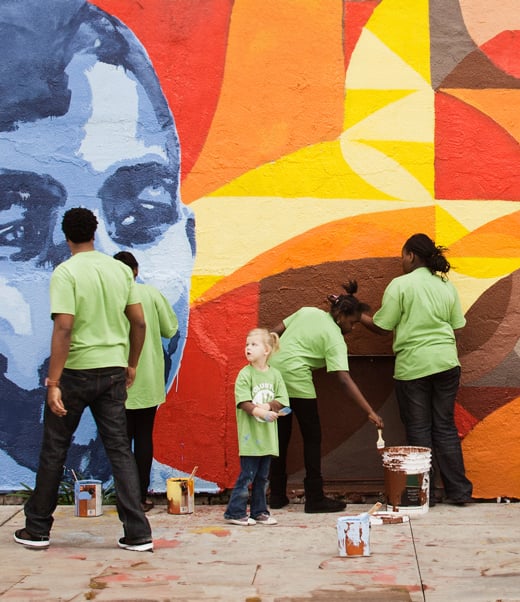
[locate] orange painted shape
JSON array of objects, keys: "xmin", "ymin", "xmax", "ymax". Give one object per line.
[
  {"xmin": 181, "ymin": 0, "xmax": 345, "ymax": 203},
  {"xmin": 463, "ymin": 396, "xmax": 520, "ymax": 499},
  {"xmin": 435, "ymin": 91, "xmax": 520, "ymax": 201},
  {"xmin": 448, "ymin": 211, "xmax": 520, "ymax": 258},
  {"xmin": 198, "ymin": 206, "xmax": 434, "ymax": 304}
]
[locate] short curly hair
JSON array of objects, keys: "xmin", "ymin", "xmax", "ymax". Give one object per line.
[{"xmin": 61, "ymin": 207, "xmax": 98, "ymax": 243}]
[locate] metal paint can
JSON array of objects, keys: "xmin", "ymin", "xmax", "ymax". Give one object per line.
[
  {"xmin": 382, "ymin": 446, "xmax": 432, "ymax": 515},
  {"xmin": 74, "ymin": 480, "xmax": 103, "ymax": 517},
  {"xmin": 337, "ymin": 514, "xmax": 371, "ymax": 557},
  {"xmin": 166, "ymin": 477, "xmax": 195, "ymax": 514}
]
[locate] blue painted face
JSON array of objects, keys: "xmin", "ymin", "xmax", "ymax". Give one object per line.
[{"xmin": 0, "ymin": 3, "xmax": 195, "ymax": 485}]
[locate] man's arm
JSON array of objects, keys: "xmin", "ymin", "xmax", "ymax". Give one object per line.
[
  {"xmin": 46, "ymin": 313, "xmax": 74, "ymax": 417},
  {"xmin": 124, "ymin": 302, "xmax": 146, "ymax": 387}
]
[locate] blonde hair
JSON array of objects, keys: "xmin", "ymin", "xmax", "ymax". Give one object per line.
[{"xmin": 247, "ymin": 328, "xmax": 280, "ymax": 358}]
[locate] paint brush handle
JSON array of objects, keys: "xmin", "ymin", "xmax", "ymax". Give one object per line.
[
  {"xmin": 188, "ymin": 466, "xmax": 198, "ymax": 480},
  {"xmin": 376, "ymin": 428, "xmax": 385, "ymax": 449}
]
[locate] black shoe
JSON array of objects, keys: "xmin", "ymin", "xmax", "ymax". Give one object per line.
[
  {"xmin": 118, "ymin": 537, "xmax": 154, "ymax": 552},
  {"xmin": 141, "ymin": 500, "xmax": 154, "ymax": 512},
  {"xmin": 14, "ymin": 528, "xmax": 50, "ymax": 548},
  {"xmin": 269, "ymin": 494, "xmax": 290, "ymax": 509},
  {"xmin": 445, "ymin": 496, "xmax": 475, "ymax": 506},
  {"xmin": 305, "ymin": 496, "xmax": 346, "ymax": 514}
]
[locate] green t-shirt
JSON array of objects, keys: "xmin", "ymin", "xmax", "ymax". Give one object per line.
[
  {"xmin": 269, "ymin": 307, "xmax": 349, "ymax": 398},
  {"xmin": 50, "ymin": 251, "xmax": 140, "ymax": 370},
  {"xmin": 373, "ymin": 267, "xmax": 466, "ymax": 380},
  {"xmin": 234, "ymin": 364, "xmax": 289, "ymax": 456},
  {"xmin": 125, "ymin": 283, "xmax": 178, "ymax": 410}
]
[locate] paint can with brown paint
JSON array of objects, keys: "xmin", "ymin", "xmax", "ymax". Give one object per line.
[
  {"xmin": 382, "ymin": 446, "xmax": 431, "ymax": 515},
  {"xmin": 166, "ymin": 477, "xmax": 195, "ymax": 514},
  {"xmin": 337, "ymin": 513, "xmax": 371, "ymax": 557},
  {"xmin": 74, "ymin": 480, "xmax": 103, "ymax": 517}
]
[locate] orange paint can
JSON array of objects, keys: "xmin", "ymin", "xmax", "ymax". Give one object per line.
[{"xmin": 166, "ymin": 477, "xmax": 195, "ymax": 514}]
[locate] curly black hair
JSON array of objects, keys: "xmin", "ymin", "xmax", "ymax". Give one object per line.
[{"xmin": 61, "ymin": 207, "xmax": 98, "ymax": 243}]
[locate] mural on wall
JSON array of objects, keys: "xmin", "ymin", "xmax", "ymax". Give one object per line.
[
  {"xmin": 0, "ymin": 0, "xmax": 195, "ymax": 489},
  {"xmin": 1, "ymin": 0, "xmax": 520, "ymax": 499}
]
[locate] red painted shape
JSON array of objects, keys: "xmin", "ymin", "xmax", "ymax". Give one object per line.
[
  {"xmin": 153, "ymin": 538, "xmax": 183, "ymax": 549},
  {"xmin": 454, "ymin": 402, "xmax": 479, "ymax": 439},
  {"xmin": 89, "ymin": 0, "xmax": 233, "ymax": 177},
  {"xmin": 435, "ymin": 92, "xmax": 520, "ymax": 200},
  {"xmin": 154, "ymin": 282, "xmax": 261, "ymax": 489},
  {"xmin": 481, "ymin": 31, "xmax": 520, "ymax": 79},
  {"xmin": 343, "ymin": 1, "xmax": 380, "ymax": 71}
]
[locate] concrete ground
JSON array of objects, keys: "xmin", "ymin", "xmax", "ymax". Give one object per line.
[{"xmin": 1, "ymin": 500, "xmax": 519, "ymax": 601}]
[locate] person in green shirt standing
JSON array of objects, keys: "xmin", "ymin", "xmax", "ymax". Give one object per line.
[
  {"xmin": 361, "ymin": 233, "xmax": 473, "ymax": 505},
  {"xmin": 224, "ymin": 328, "xmax": 290, "ymax": 526},
  {"xmin": 14, "ymin": 208, "xmax": 152, "ymax": 551},
  {"xmin": 269, "ymin": 281, "xmax": 384, "ymax": 514},
  {"xmin": 114, "ymin": 252, "xmax": 178, "ymax": 513}
]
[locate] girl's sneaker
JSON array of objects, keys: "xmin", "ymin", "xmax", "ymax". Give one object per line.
[
  {"xmin": 253, "ymin": 513, "xmax": 278, "ymax": 525},
  {"xmin": 225, "ymin": 516, "xmax": 256, "ymax": 526}
]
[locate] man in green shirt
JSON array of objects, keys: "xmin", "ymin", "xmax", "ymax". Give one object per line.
[{"xmin": 14, "ymin": 208, "xmax": 153, "ymax": 551}]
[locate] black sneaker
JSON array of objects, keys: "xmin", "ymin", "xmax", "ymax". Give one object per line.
[
  {"xmin": 305, "ymin": 496, "xmax": 346, "ymax": 514},
  {"xmin": 118, "ymin": 537, "xmax": 153, "ymax": 552},
  {"xmin": 14, "ymin": 528, "xmax": 50, "ymax": 548},
  {"xmin": 269, "ymin": 494, "xmax": 290, "ymax": 509}
]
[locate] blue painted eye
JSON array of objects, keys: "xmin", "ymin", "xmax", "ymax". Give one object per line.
[{"xmin": 99, "ymin": 162, "xmax": 180, "ymax": 246}]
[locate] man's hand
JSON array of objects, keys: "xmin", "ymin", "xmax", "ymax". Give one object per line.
[
  {"xmin": 126, "ymin": 366, "xmax": 137, "ymax": 388},
  {"xmin": 47, "ymin": 386, "xmax": 67, "ymax": 417}
]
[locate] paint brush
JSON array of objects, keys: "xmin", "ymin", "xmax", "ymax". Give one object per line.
[
  {"xmin": 376, "ymin": 428, "xmax": 385, "ymax": 450},
  {"xmin": 188, "ymin": 466, "xmax": 198, "ymax": 480},
  {"xmin": 367, "ymin": 501, "xmax": 383, "ymax": 515}
]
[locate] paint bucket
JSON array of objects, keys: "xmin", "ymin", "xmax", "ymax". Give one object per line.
[
  {"xmin": 74, "ymin": 480, "xmax": 103, "ymax": 517},
  {"xmin": 382, "ymin": 446, "xmax": 432, "ymax": 515},
  {"xmin": 337, "ymin": 514, "xmax": 371, "ymax": 557},
  {"xmin": 166, "ymin": 477, "xmax": 195, "ymax": 514}
]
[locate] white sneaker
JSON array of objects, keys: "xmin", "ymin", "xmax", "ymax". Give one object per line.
[
  {"xmin": 118, "ymin": 537, "xmax": 154, "ymax": 552},
  {"xmin": 253, "ymin": 513, "xmax": 278, "ymax": 525},
  {"xmin": 225, "ymin": 516, "xmax": 256, "ymax": 526}
]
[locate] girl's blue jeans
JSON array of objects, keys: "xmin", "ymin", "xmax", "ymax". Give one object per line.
[{"xmin": 224, "ymin": 455, "xmax": 272, "ymax": 519}]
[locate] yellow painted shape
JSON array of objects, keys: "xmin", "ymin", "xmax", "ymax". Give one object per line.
[
  {"xmin": 463, "ymin": 396, "xmax": 520, "ymax": 499},
  {"xmin": 346, "ymin": 28, "xmax": 429, "ymax": 90},
  {"xmin": 339, "ymin": 139, "xmax": 432, "ymax": 202},
  {"xmin": 209, "ymin": 141, "xmax": 395, "ymax": 200},
  {"xmin": 435, "ymin": 206, "xmax": 470, "ymax": 247},
  {"xmin": 361, "ymin": 140, "xmax": 434, "ymax": 196},
  {"xmin": 344, "ymin": 89, "xmax": 415, "ymax": 130},
  {"xmin": 191, "ymin": 197, "xmax": 427, "ymax": 277},
  {"xmin": 190, "ymin": 275, "xmax": 223, "ymax": 304},
  {"xmin": 366, "ymin": 0, "xmax": 431, "ymax": 84},
  {"xmin": 436, "ymin": 200, "xmax": 520, "ymax": 232},
  {"xmin": 448, "ymin": 271, "xmax": 503, "ymax": 315},
  {"xmin": 344, "ymin": 89, "xmax": 434, "ymax": 143},
  {"xmin": 450, "ymin": 258, "xmax": 520, "ymax": 279}
]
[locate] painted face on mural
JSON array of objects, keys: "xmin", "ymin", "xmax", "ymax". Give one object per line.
[{"xmin": 0, "ymin": 1, "xmax": 195, "ymax": 484}]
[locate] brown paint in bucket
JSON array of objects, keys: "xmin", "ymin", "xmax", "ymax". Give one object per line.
[
  {"xmin": 74, "ymin": 480, "xmax": 103, "ymax": 517},
  {"xmin": 382, "ymin": 446, "xmax": 431, "ymax": 515},
  {"xmin": 166, "ymin": 477, "xmax": 195, "ymax": 514}
]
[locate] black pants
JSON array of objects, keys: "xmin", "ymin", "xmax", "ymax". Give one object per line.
[
  {"xmin": 270, "ymin": 397, "xmax": 323, "ymax": 500},
  {"xmin": 126, "ymin": 406, "xmax": 158, "ymax": 502},
  {"xmin": 395, "ymin": 366, "xmax": 472, "ymax": 501}
]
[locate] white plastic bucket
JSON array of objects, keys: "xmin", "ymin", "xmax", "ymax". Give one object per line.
[
  {"xmin": 337, "ymin": 514, "xmax": 371, "ymax": 557},
  {"xmin": 382, "ymin": 446, "xmax": 431, "ymax": 515}
]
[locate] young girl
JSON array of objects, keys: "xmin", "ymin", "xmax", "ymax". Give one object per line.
[{"xmin": 224, "ymin": 328, "xmax": 290, "ymax": 526}]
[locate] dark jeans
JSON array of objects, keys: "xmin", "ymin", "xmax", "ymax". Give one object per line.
[
  {"xmin": 395, "ymin": 366, "xmax": 473, "ymax": 501},
  {"xmin": 269, "ymin": 397, "xmax": 323, "ymax": 500},
  {"xmin": 126, "ymin": 405, "xmax": 157, "ymax": 502},
  {"xmin": 25, "ymin": 367, "xmax": 151, "ymax": 542},
  {"xmin": 224, "ymin": 455, "xmax": 271, "ymax": 519}
]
